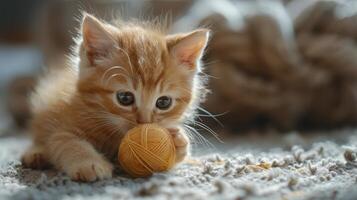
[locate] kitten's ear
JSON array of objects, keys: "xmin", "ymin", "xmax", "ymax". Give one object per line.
[
  {"xmin": 167, "ymin": 29, "xmax": 210, "ymax": 70},
  {"xmin": 81, "ymin": 14, "xmax": 116, "ymax": 64}
]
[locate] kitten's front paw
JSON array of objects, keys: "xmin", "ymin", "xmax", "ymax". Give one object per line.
[
  {"xmin": 21, "ymin": 146, "xmax": 50, "ymax": 169},
  {"xmin": 67, "ymin": 158, "xmax": 113, "ymax": 182},
  {"xmin": 168, "ymin": 127, "xmax": 190, "ymax": 163}
]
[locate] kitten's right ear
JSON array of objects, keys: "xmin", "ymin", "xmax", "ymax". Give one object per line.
[
  {"xmin": 81, "ymin": 14, "xmax": 116, "ymax": 65},
  {"xmin": 167, "ymin": 29, "xmax": 210, "ymax": 71}
]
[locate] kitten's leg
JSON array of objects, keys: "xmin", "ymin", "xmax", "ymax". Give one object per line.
[
  {"xmin": 21, "ymin": 145, "xmax": 51, "ymax": 169},
  {"xmin": 168, "ymin": 127, "xmax": 190, "ymax": 163},
  {"xmin": 47, "ymin": 132, "xmax": 113, "ymax": 182}
]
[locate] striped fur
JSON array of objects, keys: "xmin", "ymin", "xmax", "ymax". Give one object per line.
[{"xmin": 22, "ymin": 14, "xmax": 209, "ymax": 182}]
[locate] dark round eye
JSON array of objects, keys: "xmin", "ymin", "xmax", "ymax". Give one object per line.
[
  {"xmin": 116, "ymin": 91, "xmax": 135, "ymax": 106},
  {"xmin": 156, "ymin": 96, "xmax": 172, "ymax": 110}
]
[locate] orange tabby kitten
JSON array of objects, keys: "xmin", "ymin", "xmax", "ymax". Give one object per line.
[{"xmin": 21, "ymin": 14, "xmax": 210, "ymax": 182}]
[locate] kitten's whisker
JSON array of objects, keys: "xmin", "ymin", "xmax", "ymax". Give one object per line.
[
  {"xmin": 180, "ymin": 126, "xmax": 196, "ymax": 142},
  {"xmin": 197, "ymin": 107, "xmax": 224, "ymax": 127},
  {"xmin": 81, "ymin": 117, "xmax": 110, "ymax": 123},
  {"xmin": 101, "ymin": 125, "xmax": 122, "ymax": 150},
  {"xmin": 91, "ymin": 110, "xmax": 136, "ymax": 126},
  {"xmin": 199, "ymin": 70, "xmax": 220, "ymax": 79},
  {"xmin": 105, "ymin": 73, "xmax": 130, "ymax": 86},
  {"xmin": 101, "ymin": 65, "xmax": 129, "ymax": 85},
  {"xmin": 197, "ymin": 116, "xmax": 203, "ymax": 122},
  {"xmin": 113, "ymin": 115, "xmax": 136, "ymax": 126},
  {"xmin": 85, "ymin": 112, "xmax": 136, "ymax": 127},
  {"xmin": 184, "ymin": 124, "xmax": 210, "ymax": 147},
  {"xmin": 194, "ymin": 121, "xmax": 220, "ymax": 138},
  {"xmin": 193, "ymin": 121, "xmax": 224, "ymax": 143},
  {"xmin": 104, "ymin": 33, "xmax": 134, "ymax": 75},
  {"xmin": 79, "ymin": 111, "xmax": 112, "ymax": 119},
  {"xmin": 184, "ymin": 124, "xmax": 215, "ymax": 149},
  {"xmin": 196, "ymin": 111, "xmax": 229, "ymax": 117},
  {"xmin": 176, "ymin": 87, "xmax": 192, "ymax": 95},
  {"xmin": 80, "ymin": 101, "xmax": 108, "ymax": 111},
  {"xmin": 83, "ymin": 121, "xmax": 113, "ymax": 136},
  {"xmin": 183, "ymin": 125, "xmax": 205, "ymax": 146},
  {"xmin": 89, "ymin": 122, "xmax": 113, "ymax": 133},
  {"xmin": 81, "ymin": 112, "xmax": 127, "ymax": 137},
  {"xmin": 185, "ymin": 127, "xmax": 207, "ymax": 147},
  {"xmin": 114, "ymin": 46, "xmax": 134, "ymax": 74},
  {"xmin": 201, "ymin": 60, "xmax": 220, "ymax": 66},
  {"xmin": 84, "ymin": 117, "xmax": 113, "ymax": 126}
]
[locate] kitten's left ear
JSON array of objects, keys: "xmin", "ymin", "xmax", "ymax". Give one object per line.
[
  {"xmin": 167, "ymin": 29, "xmax": 210, "ymax": 70},
  {"xmin": 81, "ymin": 14, "xmax": 116, "ymax": 65}
]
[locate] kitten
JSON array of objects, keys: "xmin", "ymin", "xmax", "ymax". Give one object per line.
[{"xmin": 21, "ymin": 14, "xmax": 209, "ymax": 182}]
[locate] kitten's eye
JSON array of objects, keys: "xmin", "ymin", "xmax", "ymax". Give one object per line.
[
  {"xmin": 116, "ymin": 91, "xmax": 135, "ymax": 106},
  {"xmin": 156, "ymin": 96, "xmax": 172, "ymax": 110}
]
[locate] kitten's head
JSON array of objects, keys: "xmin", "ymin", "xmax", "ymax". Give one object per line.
[{"xmin": 76, "ymin": 14, "xmax": 209, "ymax": 130}]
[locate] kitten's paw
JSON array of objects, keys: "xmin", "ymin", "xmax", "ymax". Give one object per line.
[
  {"xmin": 21, "ymin": 146, "xmax": 50, "ymax": 169},
  {"xmin": 67, "ymin": 158, "xmax": 113, "ymax": 182},
  {"xmin": 168, "ymin": 127, "xmax": 189, "ymax": 163}
]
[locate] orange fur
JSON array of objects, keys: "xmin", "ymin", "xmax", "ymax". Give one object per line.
[{"xmin": 22, "ymin": 14, "xmax": 209, "ymax": 182}]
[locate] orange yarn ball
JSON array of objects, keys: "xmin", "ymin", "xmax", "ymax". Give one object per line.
[{"xmin": 118, "ymin": 124, "xmax": 176, "ymax": 177}]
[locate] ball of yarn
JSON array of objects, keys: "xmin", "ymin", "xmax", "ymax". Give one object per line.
[{"xmin": 118, "ymin": 124, "xmax": 176, "ymax": 177}]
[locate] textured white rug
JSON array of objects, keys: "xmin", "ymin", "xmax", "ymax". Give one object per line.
[{"xmin": 0, "ymin": 129, "xmax": 356, "ymax": 200}]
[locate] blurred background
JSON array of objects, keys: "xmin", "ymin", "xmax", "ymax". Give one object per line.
[{"xmin": 1, "ymin": 0, "xmax": 357, "ymax": 137}]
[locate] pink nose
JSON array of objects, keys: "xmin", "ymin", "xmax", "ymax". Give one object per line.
[{"xmin": 136, "ymin": 118, "xmax": 150, "ymax": 124}]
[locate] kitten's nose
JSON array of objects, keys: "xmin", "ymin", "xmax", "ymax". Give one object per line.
[
  {"xmin": 136, "ymin": 118, "xmax": 150, "ymax": 124},
  {"xmin": 136, "ymin": 111, "xmax": 152, "ymax": 124},
  {"xmin": 136, "ymin": 115, "xmax": 151, "ymax": 124}
]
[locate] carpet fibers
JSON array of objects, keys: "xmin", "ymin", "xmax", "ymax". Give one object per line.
[{"xmin": 0, "ymin": 131, "xmax": 356, "ymax": 200}]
